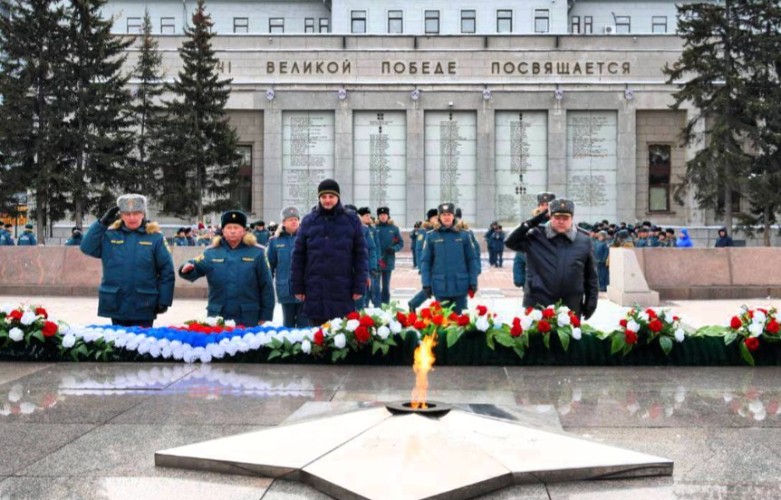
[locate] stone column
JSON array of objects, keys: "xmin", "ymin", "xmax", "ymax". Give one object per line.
[
  {"xmin": 547, "ymin": 105, "xmax": 567, "ymax": 198},
  {"xmin": 616, "ymin": 103, "xmax": 637, "ymax": 223},
  {"xmin": 334, "ymin": 103, "xmax": 354, "ymax": 201},
  {"xmin": 262, "ymin": 105, "xmax": 283, "ymax": 222},
  {"xmin": 476, "ymin": 105, "xmax": 495, "ymax": 227},
  {"xmin": 406, "ymin": 105, "xmax": 425, "ymax": 226}
]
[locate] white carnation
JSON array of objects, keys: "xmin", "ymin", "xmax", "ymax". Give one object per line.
[
  {"xmin": 638, "ymin": 312, "xmax": 650, "ymax": 323},
  {"xmin": 753, "ymin": 311, "xmax": 767, "ymax": 325},
  {"xmin": 205, "ymin": 317, "xmax": 219, "ymax": 326},
  {"xmin": 20, "ymin": 312, "xmax": 36, "ymax": 326},
  {"xmin": 19, "ymin": 402, "xmax": 36, "ymax": 415},
  {"xmin": 345, "ymin": 319, "xmax": 360, "ymax": 332},
  {"xmin": 627, "ymin": 320, "xmax": 640, "ymax": 333},
  {"xmin": 571, "ymin": 327, "xmax": 582, "ymax": 340},
  {"xmin": 520, "ymin": 316, "xmax": 533, "ymax": 331},
  {"xmin": 8, "ymin": 327, "xmax": 23, "ymax": 342},
  {"xmin": 58, "ymin": 324, "xmax": 70, "ymax": 334},
  {"xmin": 748, "ymin": 323, "xmax": 764, "ymax": 337},
  {"xmin": 377, "ymin": 325, "xmax": 390, "ymax": 340},
  {"xmin": 674, "ymin": 328, "xmax": 685, "ymax": 343},
  {"xmin": 475, "ymin": 316, "xmax": 490, "ymax": 332},
  {"xmin": 301, "ymin": 339, "xmax": 312, "ymax": 354},
  {"xmin": 389, "ymin": 320, "xmax": 402, "ymax": 334},
  {"xmin": 61, "ymin": 334, "xmax": 76, "ymax": 349},
  {"xmin": 330, "ymin": 318, "xmax": 344, "ymax": 331},
  {"xmin": 557, "ymin": 313, "xmax": 571, "ymax": 327},
  {"xmin": 148, "ymin": 345, "xmax": 162, "ymax": 358},
  {"xmin": 334, "ymin": 333, "xmax": 347, "ymax": 349},
  {"xmin": 199, "ymin": 352, "xmax": 212, "ymax": 364},
  {"xmin": 529, "ymin": 309, "xmax": 543, "ymax": 321},
  {"xmin": 211, "ymin": 345, "xmax": 226, "ymax": 358},
  {"xmin": 224, "ymin": 319, "xmax": 236, "ymax": 327}
]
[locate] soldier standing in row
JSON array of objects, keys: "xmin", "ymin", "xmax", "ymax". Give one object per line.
[
  {"xmin": 81, "ymin": 194, "xmax": 175, "ymax": 327},
  {"xmin": 65, "ymin": 227, "xmax": 83, "ymax": 246},
  {"xmin": 375, "ymin": 206, "xmax": 404, "ymax": 305},
  {"xmin": 408, "ymin": 208, "xmax": 440, "ymax": 311},
  {"xmin": 179, "ymin": 210, "xmax": 275, "ymax": 326},
  {"xmin": 267, "ymin": 206, "xmax": 308, "ymax": 328},
  {"xmin": 0, "ymin": 223, "xmax": 14, "ymax": 246},
  {"xmin": 17, "ymin": 223, "xmax": 36, "ymax": 245}
]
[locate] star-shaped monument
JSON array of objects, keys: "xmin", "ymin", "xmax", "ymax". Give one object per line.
[{"xmin": 156, "ymin": 402, "xmax": 672, "ymax": 499}]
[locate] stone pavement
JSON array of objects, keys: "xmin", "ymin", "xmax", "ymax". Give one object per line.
[{"xmin": 2, "ymin": 261, "xmax": 781, "ymax": 499}]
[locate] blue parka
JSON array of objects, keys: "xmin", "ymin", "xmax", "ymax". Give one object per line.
[
  {"xmin": 420, "ymin": 223, "xmax": 478, "ymax": 298},
  {"xmin": 0, "ymin": 229, "xmax": 14, "ymax": 246},
  {"xmin": 487, "ymin": 229, "xmax": 506, "ymax": 252},
  {"xmin": 17, "ymin": 230, "xmax": 37, "ymax": 246},
  {"xmin": 267, "ymin": 229, "xmax": 301, "ymax": 305},
  {"xmin": 676, "ymin": 228, "xmax": 694, "ymax": 248},
  {"xmin": 458, "ymin": 220, "xmax": 482, "ymax": 274},
  {"xmin": 376, "ymin": 220, "xmax": 404, "ymax": 271},
  {"xmin": 254, "ymin": 229, "xmax": 270, "ymax": 246},
  {"xmin": 361, "ymin": 224, "xmax": 378, "ymax": 273},
  {"xmin": 179, "ymin": 233, "xmax": 275, "ymax": 325},
  {"xmin": 65, "ymin": 234, "xmax": 83, "ymax": 246},
  {"xmin": 81, "ymin": 220, "xmax": 175, "ymax": 321},
  {"xmin": 291, "ymin": 202, "xmax": 368, "ymax": 320}
]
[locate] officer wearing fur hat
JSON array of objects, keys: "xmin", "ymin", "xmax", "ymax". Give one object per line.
[
  {"xmin": 374, "ymin": 206, "xmax": 404, "ymax": 304},
  {"xmin": 180, "ymin": 210, "xmax": 275, "ymax": 326},
  {"xmin": 17, "ymin": 223, "xmax": 37, "ymax": 245},
  {"xmin": 80, "ymin": 194, "xmax": 175, "ymax": 327},
  {"xmin": 514, "ymin": 192, "xmax": 556, "ymax": 291},
  {"xmin": 355, "ymin": 207, "xmax": 379, "ymax": 311},
  {"xmin": 65, "ymin": 227, "xmax": 83, "ymax": 246},
  {"xmin": 505, "ymin": 198, "xmax": 599, "ymax": 320},
  {"xmin": 253, "ymin": 221, "xmax": 270, "ymax": 246},
  {"xmin": 291, "ymin": 179, "xmax": 368, "ymax": 326},
  {"xmin": 267, "ymin": 206, "xmax": 308, "ymax": 327},
  {"xmin": 1, "ymin": 223, "xmax": 15, "ymax": 246},
  {"xmin": 420, "ymin": 202, "xmax": 479, "ymax": 313}
]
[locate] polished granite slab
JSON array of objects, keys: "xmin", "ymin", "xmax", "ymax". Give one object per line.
[{"xmin": 156, "ymin": 402, "xmax": 672, "ymax": 499}]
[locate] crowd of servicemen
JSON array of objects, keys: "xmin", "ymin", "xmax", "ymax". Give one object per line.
[{"xmin": 9, "ymin": 180, "xmax": 735, "ymax": 331}]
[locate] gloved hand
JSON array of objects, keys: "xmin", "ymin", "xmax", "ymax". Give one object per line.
[
  {"xmin": 155, "ymin": 305, "xmax": 169, "ymax": 315},
  {"xmin": 423, "ymin": 286, "xmax": 432, "ymax": 298},
  {"xmin": 526, "ymin": 209, "xmax": 550, "ymax": 228},
  {"xmin": 99, "ymin": 206, "xmax": 120, "ymax": 226}
]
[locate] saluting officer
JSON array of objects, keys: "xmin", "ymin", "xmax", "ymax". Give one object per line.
[
  {"xmin": 375, "ymin": 206, "xmax": 404, "ymax": 305},
  {"xmin": 514, "ymin": 192, "xmax": 556, "ymax": 290},
  {"xmin": 180, "ymin": 210, "xmax": 275, "ymax": 326},
  {"xmin": 80, "ymin": 194, "xmax": 175, "ymax": 327},
  {"xmin": 420, "ymin": 202, "xmax": 479, "ymax": 313}
]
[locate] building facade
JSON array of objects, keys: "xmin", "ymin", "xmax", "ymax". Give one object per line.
[{"xmin": 104, "ymin": 0, "xmax": 722, "ymax": 229}]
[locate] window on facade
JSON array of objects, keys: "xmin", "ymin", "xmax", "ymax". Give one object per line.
[
  {"xmin": 126, "ymin": 17, "xmax": 142, "ymax": 34},
  {"xmin": 583, "ymin": 16, "xmax": 593, "ymax": 34},
  {"xmin": 615, "ymin": 15, "xmax": 631, "ymax": 33},
  {"xmin": 461, "ymin": 10, "xmax": 476, "ymax": 33},
  {"xmin": 160, "ymin": 17, "xmax": 175, "ymax": 34},
  {"xmin": 425, "ymin": 10, "xmax": 439, "ymax": 34},
  {"xmin": 233, "ymin": 17, "xmax": 248, "ymax": 33},
  {"xmin": 233, "ymin": 146, "xmax": 253, "ymax": 213},
  {"xmin": 652, "ymin": 16, "xmax": 667, "ymax": 33},
  {"xmin": 534, "ymin": 9, "xmax": 549, "ymax": 33},
  {"xmin": 388, "ymin": 10, "xmax": 403, "ymax": 34},
  {"xmin": 269, "ymin": 18, "xmax": 284, "ymax": 33},
  {"xmin": 648, "ymin": 145, "xmax": 671, "ymax": 212},
  {"xmin": 319, "ymin": 18, "xmax": 330, "ymax": 33},
  {"xmin": 571, "ymin": 16, "xmax": 580, "ymax": 34},
  {"xmin": 305, "ymin": 18, "xmax": 315, "ymax": 33},
  {"xmin": 351, "ymin": 10, "xmax": 366, "ymax": 33},
  {"xmin": 497, "ymin": 10, "xmax": 512, "ymax": 33}
]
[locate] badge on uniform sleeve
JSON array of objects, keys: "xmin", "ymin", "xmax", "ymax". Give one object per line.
[{"xmin": 242, "ymin": 257, "xmax": 255, "ymax": 262}]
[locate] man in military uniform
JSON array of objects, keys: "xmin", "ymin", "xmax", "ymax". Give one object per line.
[
  {"xmin": 80, "ymin": 194, "xmax": 175, "ymax": 327},
  {"xmin": 375, "ymin": 206, "xmax": 404, "ymax": 305},
  {"xmin": 268, "ymin": 207, "xmax": 308, "ymax": 327},
  {"xmin": 180, "ymin": 210, "xmax": 275, "ymax": 326},
  {"xmin": 408, "ymin": 208, "xmax": 440, "ymax": 311},
  {"xmin": 0, "ymin": 223, "xmax": 14, "ymax": 246},
  {"xmin": 357, "ymin": 207, "xmax": 382, "ymax": 307},
  {"xmin": 505, "ymin": 198, "xmax": 598, "ymax": 320},
  {"xmin": 420, "ymin": 203, "xmax": 478, "ymax": 313},
  {"xmin": 65, "ymin": 227, "xmax": 83, "ymax": 246},
  {"xmin": 514, "ymin": 192, "xmax": 556, "ymax": 290},
  {"xmin": 17, "ymin": 223, "xmax": 36, "ymax": 245},
  {"xmin": 253, "ymin": 221, "xmax": 270, "ymax": 246}
]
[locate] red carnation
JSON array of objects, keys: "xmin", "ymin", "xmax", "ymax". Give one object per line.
[
  {"xmin": 511, "ymin": 318, "xmax": 523, "ymax": 337},
  {"xmin": 457, "ymin": 315, "xmax": 470, "ymax": 327},
  {"xmin": 354, "ymin": 325, "xmax": 370, "ymax": 343},
  {"xmin": 477, "ymin": 305, "xmax": 488, "ymax": 316},
  {"xmin": 625, "ymin": 329, "xmax": 638, "ymax": 344},
  {"xmin": 525, "ymin": 307, "xmax": 533, "ymax": 315},
  {"xmin": 42, "ymin": 321, "xmax": 58, "ymax": 337},
  {"xmin": 759, "ymin": 308, "xmax": 768, "ymax": 314},
  {"xmin": 645, "ymin": 308, "xmax": 657, "ymax": 319},
  {"xmin": 430, "ymin": 301, "xmax": 442, "ymax": 310},
  {"xmin": 35, "ymin": 307, "xmax": 48, "ymax": 319},
  {"xmin": 8, "ymin": 310, "xmax": 22, "ymax": 322},
  {"xmin": 747, "ymin": 310, "xmax": 754, "ymax": 319},
  {"xmin": 346, "ymin": 311, "xmax": 360, "ymax": 321},
  {"xmin": 468, "ymin": 288, "xmax": 475, "ymax": 299},
  {"xmin": 648, "ymin": 319, "xmax": 663, "ymax": 333},
  {"xmin": 448, "ymin": 312, "xmax": 459, "ymax": 321},
  {"xmin": 314, "ymin": 329, "xmax": 325, "ymax": 346},
  {"xmin": 673, "ymin": 316, "xmax": 680, "ymax": 322},
  {"xmin": 407, "ymin": 312, "xmax": 418, "ymax": 325},
  {"xmin": 396, "ymin": 312, "xmax": 409, "ymax": 327},
  {"xmin": 570, "ymin": 314, "xmax": 580, "ymax": 328},
  {"xmin": 421, "ymin": 308, "xmax": 433, "ymax": 319},
  {"xmin": 359, "ymin": 315, "xmax": 375, "ymax": 327},
  {"xmin": 745, "ymin": 337, "xmax": 760, "ymax": 352},
  {"xmin": 619, "ymin": 319, "xmax": 628, "ymax": 328},
  {"xmin": 537, "ymin": 319, "xmax": 551, "ymax": 333},
  {"xmin": 432, "ymin": 315, "xmax": 444, "ymax": 326},
  {"xmin": 414, "ymin": 320, "xmax": 426, "ymax": 330},
  {"xmin": 542, "ymin": 308, "xmax": 555, "ymax": 319},
  {"xmin": 767, "ymin": 320, "xmax": 780, "ymax": 335},
  {"xmin": 730, "ymin": 316, "xmax": 743, "ymax": 330}
]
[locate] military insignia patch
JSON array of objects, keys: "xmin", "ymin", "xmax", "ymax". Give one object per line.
[
  {"xmin": 211, "ymin": 258, "xmax": 225, "ymax": 263},
  {"xmin": 194, "ymin": 254, "xmax": 205, "ymax": 262},
  {"xmin": 110, "ymin": 239, "xmax": 124, "ymax": 244},
  {"xmin": 138, "ymin": 241, "xmax": 152, "ymax": 246},
  {"xmin": 242, "ymin": 257, "xmax": 255, "ymax": 262}
]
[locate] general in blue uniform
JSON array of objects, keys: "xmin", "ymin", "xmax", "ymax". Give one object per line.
[
  {"xmin": 180, "ymin": 210, "xmax": 275, "ymax": 326},
  {"xmin": 375, "ymin": 206, "xmax": 404, "ymax": 305},
  {"xmin": 16, "ymin": 223, "xmax": 37, "ymax": 245}
]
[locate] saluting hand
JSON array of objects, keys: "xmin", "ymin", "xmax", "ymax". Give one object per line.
[
  {"xmin": 352, "ymin": 294, "xmax": 362, "ymax": 301},
  {"xmin": 181, "ymin": 263, "xmax": 195, "ymax": 274},
  {"xmin": 295, "ymin": 294, "xmax": 306, "ymax": 301}
]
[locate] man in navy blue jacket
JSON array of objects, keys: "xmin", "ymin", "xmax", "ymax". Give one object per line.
[{"xmin": 291, "ymin": 179, "xmax": 368, "ymax": 327}]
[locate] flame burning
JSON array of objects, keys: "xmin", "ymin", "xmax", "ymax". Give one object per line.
[{"xmin": 410, "ymin": 334, "xmax": 437, "ymax": 409}]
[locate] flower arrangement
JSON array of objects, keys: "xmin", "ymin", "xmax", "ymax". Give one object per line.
[
  {"xmin": 607, "ymin": 307, "xmax": 686, "ymax": 356},
  {"xmin": 724, "ymin": 306, "xmax": 780, "ymax": 366},
  {"xmin": 487, "ymin": 304, "xmax": 583, "ymax": 359},
  {"xmin": 182, "ymin": 316, "xmax": 238, "ymax": 334}
]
